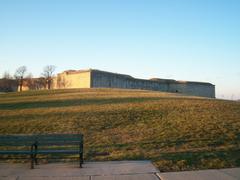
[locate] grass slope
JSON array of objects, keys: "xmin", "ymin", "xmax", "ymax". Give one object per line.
[{"xmin": 0, "ymin": 88, "xmax": 240, "ymax": 172}]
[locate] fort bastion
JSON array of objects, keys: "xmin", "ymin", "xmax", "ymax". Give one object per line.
[{"xmin": 52, "ymin": 69, "xmax": 215, "ymax": 98}]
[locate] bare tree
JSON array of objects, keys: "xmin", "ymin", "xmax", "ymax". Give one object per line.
[
  {"xmin": 2, "ymin": 71, "xmax": 12, "ymax": 79},
  {"xmin": 25, "ymin": 73, "xmax": 34, "ymax": 90},
  {"xmin": 35, "ymin": 78, "xmax": 46, "ymax": 90},
  {"xmin": 14, "ymin": 66, "xmax": 27, "ymax": 92},
  {"xmin": 42, "ymin": 65, "xmax": 56, "ymax": 90}
]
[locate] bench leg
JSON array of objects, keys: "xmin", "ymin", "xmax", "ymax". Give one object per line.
[
  {"xmin": 79, "ymin": 153, "xmax": 83, "ymax": 168},
  {"xmin": 34, "ymin": 154, "xmax": 38, "ymax": 165},
  {"xmin": 30, "ymin": 154, "xmax": 34, "ymax": 169},
  {"xmin": 35, "ymin": 145, "xmax": 38, "ymax": 165}
]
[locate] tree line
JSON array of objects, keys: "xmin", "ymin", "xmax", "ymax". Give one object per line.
[{"xmin": 1, "ymin": 65, "xmax": 56, "ymax": 92}]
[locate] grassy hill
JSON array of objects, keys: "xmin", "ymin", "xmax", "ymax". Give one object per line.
[{"xmin": 0, "ymin": 88, "xmax": 240, "ymax": 172}]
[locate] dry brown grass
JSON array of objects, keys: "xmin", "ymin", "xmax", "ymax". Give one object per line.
[{"xmin": 0, "ymin": 88, "xmax": 240, "ymax": 171}]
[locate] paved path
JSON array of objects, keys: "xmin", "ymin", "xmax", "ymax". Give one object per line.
[
  {"xmin": 158, "ymin": 168, "xmax": 240, "ymax": 180},
  {"xmin": 0, "ymin": 161, "xmax": 160, "ymax": 180},
  {"xmin": 1, "ymin": 161, "xmax": 240, "ymax": 180}
]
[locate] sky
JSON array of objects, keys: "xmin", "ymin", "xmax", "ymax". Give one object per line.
[{"xmin": 0, "ymin": 0, "xmax": 240, "ymax": 100}]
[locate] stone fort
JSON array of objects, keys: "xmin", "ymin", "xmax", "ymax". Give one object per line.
[{"xmin": 52, "ymin": 69, "xmax": 215, "ymax": 98}]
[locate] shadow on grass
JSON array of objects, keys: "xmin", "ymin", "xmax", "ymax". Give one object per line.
[
  {"xmin": 86, "ymin": 144, "xmax": 240, "ymax": 172},
  {"xmin": 152, "ymin": 148, "xmax": 240, "ymax": 172},
  {"xmin": 0, "ymin": 97, "xmax": 166, "ymax": 110},
  {"xmin": 0, "ymin": 96, "xmax": 210, "ymax": 110}
]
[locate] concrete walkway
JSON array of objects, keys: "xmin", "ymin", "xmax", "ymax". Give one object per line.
[
  {"xmin": 0, "ymin": 161, "xmax": 160, "ymax": 180},
  {"xmin": 158, "ymin": 168, "xmax": 240, "ymax": 180},
  {"xmin": 1, "ymin": 161, "xmax": 240, "ymax": 180}
]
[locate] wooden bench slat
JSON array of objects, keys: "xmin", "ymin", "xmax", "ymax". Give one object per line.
[
  {"xmin": 37, "ymin": 150, "xmax": 80, "ymax": 154},
  {"xmin": 0, "ymin": 142, "xmax": 35, "ymax": 146},
  {"xmin": 36, "ymin": 142, "xmax": 81, "ymax": 146},
  {"xmin": 0, "ymin": 150, "xmax": 31, "ymax": 155},
  {"xmin": 0, "ymin": 139, "xmax": 36, "ymax": 142},
  {"xmin": 0, "ymin": 134, "xmax": 82, "ymax": 139},
  {"xmin": 36, "ymin": 139, "xmax": 82, "ymax": 142},
  {"xmin": 0, "ymin": 135, "xmax": 37, "ymax": 139},
  {"xmin": 36, "ymin": 134, "xmax": 83, "ymax": 138}
]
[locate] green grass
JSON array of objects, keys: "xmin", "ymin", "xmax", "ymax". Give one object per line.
[{"xmin": 0, "ymin": 88, "xmax": 240, "ymax": 172}]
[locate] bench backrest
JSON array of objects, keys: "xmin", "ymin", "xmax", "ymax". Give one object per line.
[
  {"xmin": 0, "ymin": 135, "xmax": 37, "ymax": 146},
  {"xmin": 0, "ymin": 134, "xmax": 83, "ymax": 147},
  {"xmin": 35, "ymin": 134, "xmax": 83, "ymax": 146}
]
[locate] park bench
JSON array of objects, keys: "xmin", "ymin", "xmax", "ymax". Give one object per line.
[{"xmin": 0, "ymin": 134, "xmax": 83, "ymax": 169}]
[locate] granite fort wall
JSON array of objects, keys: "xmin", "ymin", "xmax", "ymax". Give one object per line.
[
  {"xmin": 167, "ymin": 82, "xmax": 215, "ymax": 98},
  {"xmin": 91, "ymin": 70, "xmax": 169, "ymax": 91},
  {"xmin": 91, "ymin": 70, "xmax": 215, "ymax": 98},
  {"xmin": 53, "ymin": 70, "xmax": 91, "ymax": 89},
  {"xmin": 50, "ymin": 69, "xmax": 215, "ymax": 98}
]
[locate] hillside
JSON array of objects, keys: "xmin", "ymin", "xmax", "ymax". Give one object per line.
[{"xmin": 0, "ymin": 88, "xmax": 240, "ymax": 172}]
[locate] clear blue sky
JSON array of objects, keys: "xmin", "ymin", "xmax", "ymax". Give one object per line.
[{"xmin": 0, "ymin": 0, "xmax": 240, "ymax": 99}]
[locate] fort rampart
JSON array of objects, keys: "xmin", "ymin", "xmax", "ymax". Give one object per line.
[{"xmin": 53, "ymin": 69, "xmax": 215, "ymax": 98}]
